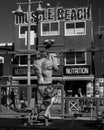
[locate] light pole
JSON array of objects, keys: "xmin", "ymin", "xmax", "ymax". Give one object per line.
[
  {"xmin": 13, "ymin": 0, "xmax": 43, "ymax": 105},
  {"xmin": 27, "ymin": 0, "xmax": 31, "ymax": 105}
]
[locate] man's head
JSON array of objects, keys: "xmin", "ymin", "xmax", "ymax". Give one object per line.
[
  {"xmin": 40, "ymin": 49, "xmax": 48, "ymax": 58},
  {"xmin": 34, "ymin": 51, "xmax": 41, "ymax": 59}
]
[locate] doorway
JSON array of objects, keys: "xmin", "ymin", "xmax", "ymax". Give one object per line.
[{"xmin": 65, "ymin": 81, "xmax": 88, "ymax": 97}]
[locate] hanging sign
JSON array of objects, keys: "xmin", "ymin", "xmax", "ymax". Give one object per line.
[
  {"xmin": 13, "ymin": 67, "xmax": 35, "ymax": 76},
  {"xmin": 64, "ymin": 65, "xmax": 90, "ymax": 75}
]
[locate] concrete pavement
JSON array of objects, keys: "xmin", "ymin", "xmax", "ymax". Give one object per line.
[
  {"xmin": 0, "ymin": 105, "xmax": 103, "ymax": 130},
  {"xmin": 0, "ymin": 117, "xmax": 103, "ymax": 130}
]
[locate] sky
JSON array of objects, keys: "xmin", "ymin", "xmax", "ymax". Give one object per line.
[{"xmin": 0, "ymin": 0, "xmax": 104, "ymax": 43}]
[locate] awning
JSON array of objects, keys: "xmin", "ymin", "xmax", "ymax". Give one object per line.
[
  {"xmin": 12, "ymin": 76, "xmax": 37, "ymax": 80},
  {"xmin": 12, "ymin": 75, "xmax": 94, "ymax": 81},
  {"xmin": 63, "ymin": 75, "xmax": 94, "ymax": 81}
]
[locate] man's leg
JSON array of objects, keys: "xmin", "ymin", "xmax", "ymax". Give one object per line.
[
  {"xmin": 44, "ymin": 96, "xmax": 55, "ymax": 118},
  {"xmin": 13, "ymin": 100, "xmax": 16, "ymax": 108},
  {"xmin": 9, "ymin": 100, "xmax": 13, "ymax": 106}
]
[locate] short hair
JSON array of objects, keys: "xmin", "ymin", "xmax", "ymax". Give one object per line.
[
  {"xmin": 40, "ymin": 49, "xmax": 48, "ymax": 58},
  {"xmin": 34, "ymin": 50, "xmax": 41, "ymax": 59}
]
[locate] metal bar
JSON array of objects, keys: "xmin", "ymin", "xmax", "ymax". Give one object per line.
[
  {"xmin": 1, "ymin": 47, "xmax": 104, "ymax": 55},
  {"xmin": 0, "ymin": 47, "xmax": 104, "ymax": 55},
  {"xmin": 27, "ymin": 0, "xmax": 31, "ymax": 106},
  {"xmin": 0, "ymin": 87, "xmax": 1, "ymax": 111},
  {"xmin": 0, "ymin": 84, "xmax": 37, "ymax": 88},
  {"xmin": 12, "ymin": 75, "xmax": 94, "ymax": 81},
  {"xmin": 64, "ymin": 97, "xmax": 104, "ymax": 99},
  {"xmin": 17, "ymin": 1, "xmax": 43, "ymax": 5},
  {"xmin": 61, "ymin": 84, "xmax": 64, "ymax": 119}
]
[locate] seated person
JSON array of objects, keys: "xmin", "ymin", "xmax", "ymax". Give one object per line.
[
  {"xmin": 75, "ymin": 88, "xmax": 83, "ymax": 97},
  {"xmin": 75, "ymin": 88, "xmax": 84, "ymax": 107}
]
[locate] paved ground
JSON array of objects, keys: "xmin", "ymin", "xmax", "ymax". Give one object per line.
[
  {"xmin": 0, "ymin": 105, "xmax": 104, "ymax": 130},
  {"xmin": 0, "ymin": 116, "xmax": 103, "ymax": 130}
]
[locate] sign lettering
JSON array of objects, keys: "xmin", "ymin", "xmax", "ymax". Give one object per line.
[
  {"xmin": 13, "ymin": 67, "xmax": 36, "ymax": 76},
  {"xmin": 64, "ymin": 65, "xmax": 90, "ymax": 75},
  {"xmin": 15, "ymin": 7, "xmax": 91, "ymax": 25}
]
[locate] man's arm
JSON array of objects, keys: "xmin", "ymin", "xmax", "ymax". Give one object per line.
[
  {"xmin": 33, "ymin": 60, "xmax": 42, "ymax": 77},
  {"xmin": 51, "ymin": 56, "xmax": 58, "ymax": 71}
]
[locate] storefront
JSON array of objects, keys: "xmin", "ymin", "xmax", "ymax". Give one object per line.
[{"xmin": 63, "ymin": 65, "xmax": 94, "ymax": 97}]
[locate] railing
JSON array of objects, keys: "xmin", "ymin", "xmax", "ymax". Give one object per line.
[{"xmin": 0, "ymin": 83, "xmax": 104, "ymax": 120}]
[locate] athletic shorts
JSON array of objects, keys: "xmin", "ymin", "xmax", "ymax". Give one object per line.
[{"xmin": 38, "ymin": 84, "xmax": 57, "ymax": 99}]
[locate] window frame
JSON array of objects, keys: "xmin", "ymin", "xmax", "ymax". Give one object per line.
[
  {"xmin": 65, "ymin": 52, "xmax": 87, "ymax": 66},
  {"xmin": 41, "ymin": 21, "xmax": 60, "ymax": 36},
  {"xmin": 65, "ymin": 21, "xmax": 86, "ymax": 36},
  {"xmin": 19, "ymin": 24, "xmax": 36, "ymax": 38},
  {"xmin": 19, "ymin": 55, "xmax": 28, "ymax": 66},
  {"xmin": 17, "ymin": 53, "xmax": 60, "ymax": 66},
  {"xmin": 13, "ymin": 55, "xmax": 34, "ymax": 66}
]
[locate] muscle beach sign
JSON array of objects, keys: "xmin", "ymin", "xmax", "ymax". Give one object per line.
[{"xmin": 15, "ymin": 6, "xmax": 91, "ymax": 25}]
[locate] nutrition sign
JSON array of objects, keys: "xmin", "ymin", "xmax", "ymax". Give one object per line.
[
  {"xmin": 15, "ymin": 6, "xmax": 91, "ymax": 25},
  {"xmin": 64, "ymin": 65, "xmax": 90, "ymax": 75}
]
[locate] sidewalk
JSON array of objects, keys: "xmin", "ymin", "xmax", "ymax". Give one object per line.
[
  {"xmin": 0, "ymin": 105, "xmax": 102, "ymax": 130},
  {"xmin": 0, "ymin": 105, "xmax": 97, "ymax": 120},
  {"xmin": 0, "ymin": 117, "xmax": 102, "ymax": 130},
  {"xmin": 0, "ymin": 105, "xmax": 29, "ymax": 119}
]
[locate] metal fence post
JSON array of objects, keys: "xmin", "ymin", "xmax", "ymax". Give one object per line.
[
  {"xmin": 0, "ymin": 86, "xmax": 2, "ymax": 111},
  {"xmin": 61, "ymin": 83, "xmax": 64, "ymax": 119}
]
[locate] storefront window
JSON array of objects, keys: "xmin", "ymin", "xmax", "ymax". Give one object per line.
[
  {"xmin": 12, "ymin": 55, "xmax": 19, "ymax": 64},
  {"xmin": 65, "ymin": 52, "xmax": 86, "ymax": 65},
  {"xmin": 20, "ymin": 55, "xmax": 27, "ymax": 65},
  {"xmin": 12, "ymin": 55, "xmax": 34, "ymax": 66},
  {"xmin": 66, "ymin": 52, "xmax": 75, "ymax": 64},
  {"xmin": 76, "ymin": 52, "xmax": 85, "ymax": 64}
]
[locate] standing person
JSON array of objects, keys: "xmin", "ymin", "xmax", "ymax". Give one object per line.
[
  {"xmin": 33, "ymin": 50, "xmax": 58, "ymax": 119},
  {"xmin": 75, "ymin": 88, "xmax": 84, "ymax": 107},
  {"xmin": 2, "ymin": 90, "xmax": 7, "ymax": 106},
  {"xmin": 9, "ymin": 88, "xmax": 16, "ymax": 109},
  {"xmin": 41, "ymin": 51, "xmax": 58, "ymax": 119}
]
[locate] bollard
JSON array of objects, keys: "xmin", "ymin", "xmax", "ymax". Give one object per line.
[{"xmin": 44, "ymin": 118, "xmax": 48, "ymax": 126}]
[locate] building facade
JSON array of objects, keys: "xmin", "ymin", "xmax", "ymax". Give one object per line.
[{"xmin": 11, "ymin": 5, "xmax": 95, "ymax": 98}]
